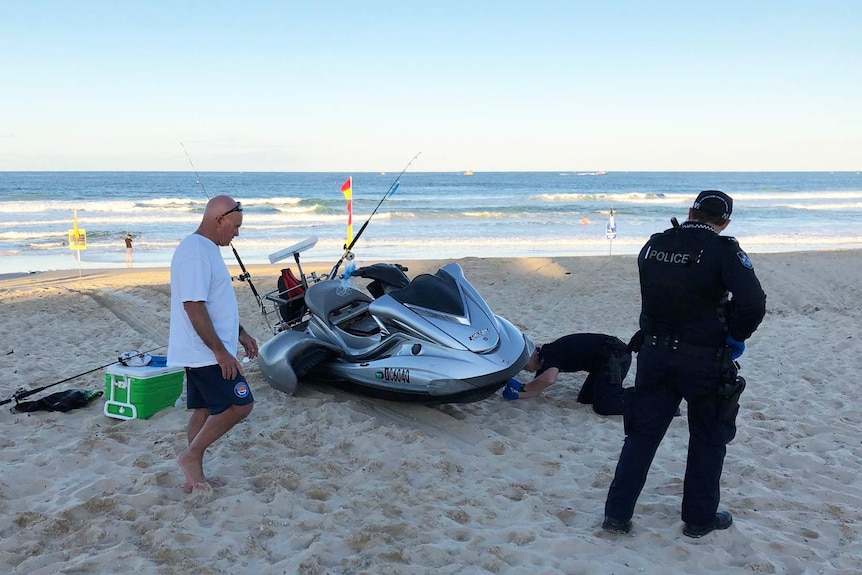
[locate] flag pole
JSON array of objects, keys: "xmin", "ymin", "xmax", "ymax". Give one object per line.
[
  {"xmin": 341, "ymin": 176, "xmax": 353, "ymax": 248},
  {"xmin": 329, "ymin": 152, "xmax": 421, "ymax": 278},
  {"xmin": 72, "ymin": 209, "xmax": 83, "ymax": 277}
]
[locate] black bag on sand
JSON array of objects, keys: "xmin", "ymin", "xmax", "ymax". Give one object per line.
[{"xmin": 12, "ymin": 389, "xmax": 103, "ymax": 413}]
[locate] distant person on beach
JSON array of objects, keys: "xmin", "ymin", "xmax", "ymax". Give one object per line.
[
  {"xmin": 124, "ymin": 233, "xmax": 133, "ymax": 267},
  {"xmin": 602, "ymin": 190, "xmax": 766, "ymax": 538},
  {"xmin": 167, "ymin": 195, "xmax": 259, "ymax": 494},
  {"xmin": 502, "ymin": 333, "xmax": 631, "ymax": 415}
]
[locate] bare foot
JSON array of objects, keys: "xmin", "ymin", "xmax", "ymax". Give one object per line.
[
  {"xmin": 178, "ymin": 449, "xmax": 207, "ymax": 493},
  {"xmin": 207, "ymin": 477, "xmax": 227, "ymax": 488},
  {"xmin": 184, "ymin": 480, "xmax": 213, "ymax": 494},
  {"xmin": 189, "ymin": 482, "xmax": 215, "ymax": 502}
]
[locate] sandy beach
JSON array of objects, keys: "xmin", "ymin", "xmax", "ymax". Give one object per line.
[{"xmin": 1, "ymin": 251, "xmax": 860, "ymax": 574}]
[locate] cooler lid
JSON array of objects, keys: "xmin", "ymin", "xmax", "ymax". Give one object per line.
[{"xmin": 106, "ymin": 364, "xmax": 185, "ymax": 377}]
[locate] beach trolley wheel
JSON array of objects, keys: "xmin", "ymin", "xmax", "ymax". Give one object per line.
[{"xmin": 293, "ymin": 346, "xmax": 334, "ymax": 378}]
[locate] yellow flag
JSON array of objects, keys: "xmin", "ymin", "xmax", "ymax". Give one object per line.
[{"xmin": 341, "ymin": 177, "xmax": 353, "ymax": 245}]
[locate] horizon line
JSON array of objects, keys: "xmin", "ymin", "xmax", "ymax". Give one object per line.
[{"xmin": 2, "ymin": 169, "xmax": 860, "ymax": 174}]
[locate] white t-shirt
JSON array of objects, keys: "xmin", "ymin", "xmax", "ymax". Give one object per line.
[{"xmin": 167, "ymin": 233, "xmax": 239, "ymax": 367}]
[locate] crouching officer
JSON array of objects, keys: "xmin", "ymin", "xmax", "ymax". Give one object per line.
[{"xmin": 602, "ymin": 190, "xmax": 766, "ymax": 538}]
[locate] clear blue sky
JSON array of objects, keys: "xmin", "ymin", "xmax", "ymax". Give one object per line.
[{"xmin": 1, "ymin": 1, "xmax": 859, "ymax": 172}]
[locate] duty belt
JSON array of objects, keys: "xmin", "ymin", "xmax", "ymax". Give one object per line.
[{"xmin": 644, "ymin": 333, "xmax": 722, "ymax": 359}]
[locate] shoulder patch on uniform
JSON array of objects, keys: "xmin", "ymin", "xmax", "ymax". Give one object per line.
[{"xmin": 736, "ymin": 251, "xmax": 753, "ymax": 269}]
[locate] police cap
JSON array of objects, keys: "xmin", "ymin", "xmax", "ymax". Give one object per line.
[{"xmin": 692, "ymin": 190, "xmax": 733, "ymax": 220}]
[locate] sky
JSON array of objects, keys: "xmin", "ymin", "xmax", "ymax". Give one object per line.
[{"xmin": 1, "ymin": 1, "xmax": 860, "ymax": 172}]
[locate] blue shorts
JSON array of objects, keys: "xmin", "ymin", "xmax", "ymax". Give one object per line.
[{"xmin": 185, "ymin": 364, "xmax": 254, "ymax": 415}]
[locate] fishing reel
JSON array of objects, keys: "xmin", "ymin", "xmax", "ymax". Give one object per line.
[{"xmin": 2, "ymin": 387, "xmax": 33, "ymax": 409}]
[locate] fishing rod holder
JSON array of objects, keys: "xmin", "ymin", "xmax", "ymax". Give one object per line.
[{"xmin": 258, "ymin": 236, "xmax": 322, "ymax": 335}]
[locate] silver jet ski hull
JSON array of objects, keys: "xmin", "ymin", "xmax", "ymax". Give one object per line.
[{"xmin": 258, "ymin": 263, "xmax": 534, "ymax": 404}]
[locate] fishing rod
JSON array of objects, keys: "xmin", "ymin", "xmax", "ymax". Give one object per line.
[
  {"xmin": 329, "ymin": 151, "xmax": 421, "ymax": 278},
  {"xmin": 1, "ymin": 345, "xmax": 167, "ymax": 408},
  {"xmin": 180, "ymin": 143, "xmax": 264, "ymax": 306}
]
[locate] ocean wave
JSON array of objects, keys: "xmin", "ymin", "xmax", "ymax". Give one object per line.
[
  {"xmin": 25, "ymin": 241, "xmax": 71, "ymax": 250},
  {"xmin": 534, "ymin": 190, "xmax": 862, "ymax": 205},
  {"xmin": 0, "ymin": 230, "xmax": 70, "ymax": 240},
  {"xmin": 3, "ymin": 171, "xmax": 862, "ymax": 274},
  {"xmin": 731, "ymin": 190, "xmax": 862, "ymax": 201},
  {"xmin": 535, "ymin": 192, "xmax": 678, "ymax": 203},
  {"xmin": 780, "ymin": 202, "xmax": 862, "ymax": 210}
]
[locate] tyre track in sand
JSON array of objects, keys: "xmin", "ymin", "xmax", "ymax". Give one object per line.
[
  {"xmin": 303, "ymin": 384, "xmax": 495, "ymax": 450},
  {"xmin": 72, "ymin": 287, "xmax": 169, "ymax": 347}
]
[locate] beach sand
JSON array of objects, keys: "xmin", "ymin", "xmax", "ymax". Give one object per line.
[{"xmin": 1, "ymin": 251, "xmax": 860, "ymax": 574}]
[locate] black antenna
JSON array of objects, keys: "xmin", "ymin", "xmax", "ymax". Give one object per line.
[
  {"xmin": 330, "ymin": 152, "xmax": 421, "ymax": 278},
  {"xmin": 181, "ymin": 142, "xmax": 209, "ymax": 198},
  {"xmin": 180, "ymin": 143, "xmax": 263, "ymax": 306}
]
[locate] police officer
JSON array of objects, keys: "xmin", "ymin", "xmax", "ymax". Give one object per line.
[
  {"xmin": 502, "ymin": 333, "xmax": 632, "ymax": 416},
  {"xmin": 602, "ymin": 190, "xmax": 766, "ymax": 538}
]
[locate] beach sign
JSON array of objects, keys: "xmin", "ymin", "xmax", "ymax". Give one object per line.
[
  {"xmin": 606, "ymin": 208, "xmax": 616, "ymax": 255},
  {"xmin": 68, "ymin": 209, "xmax": 87, "ymax": 250},
  {"xmin": 605, "ymin": 208, "xmax": 617, "ymax": 240}
]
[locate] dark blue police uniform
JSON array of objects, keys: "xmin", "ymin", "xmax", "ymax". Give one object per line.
[
  {"xmin": 604, "ymin": 192, "xmax": 766, "ymax": 533},
  {"xmin": 537, "ymin": 333, "xmax": 631, "ymax": 415}
]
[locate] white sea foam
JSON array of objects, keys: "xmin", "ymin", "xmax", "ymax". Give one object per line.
[{"xmin": 2, "ymin": 171, "xmax": 861, "ymax": 274}]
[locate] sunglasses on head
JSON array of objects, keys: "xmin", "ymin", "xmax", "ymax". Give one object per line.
[{"xmin": 220, "ymin": 202, "xmax": 243, "ymax": 218}]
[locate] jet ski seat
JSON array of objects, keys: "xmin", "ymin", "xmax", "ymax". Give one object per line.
[
  {"xmin": 328, "ymin": 300, "xmax": 380, "ymax": 336},
  {"xmin": 305, "ymin": 281, "xmax": 380, "ymax": 337},
  {"xmin": 390, "ymin": 270, "xmax": 464, "ymax": 316}
]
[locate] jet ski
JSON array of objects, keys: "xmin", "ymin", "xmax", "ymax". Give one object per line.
[{"xmin": 257, "ymin": 249, "xmax": 534, "ymax": 405}]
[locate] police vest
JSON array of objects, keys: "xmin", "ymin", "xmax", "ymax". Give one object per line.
[{"xmin": 638, "ymin": 226, "xmax": 730, "ymax": 329}]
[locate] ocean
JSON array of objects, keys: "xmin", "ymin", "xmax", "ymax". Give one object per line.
[{"xmin": 2, "ymin": 171, "xmax": 861, "ymax": 276}]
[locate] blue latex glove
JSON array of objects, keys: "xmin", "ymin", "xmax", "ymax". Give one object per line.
[
  {"xmin": 725, "ymin": 335, "xmax": 745, "ymax": 360},
  {"xmin": 502, "ymin": 379, "xmax": 522, "ymax": 400}
]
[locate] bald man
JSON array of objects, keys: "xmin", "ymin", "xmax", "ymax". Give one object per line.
[{"xmin": 167, "ymin": 195, "xmax": 259, "ymax": 493}]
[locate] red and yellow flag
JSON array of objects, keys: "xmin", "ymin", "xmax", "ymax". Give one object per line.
[{"xmin": 341, "ymin": 176, "xmax": 353, "ymax": 245}]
